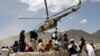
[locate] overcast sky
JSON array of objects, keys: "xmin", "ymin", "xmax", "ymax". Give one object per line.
[{"xmin": 0, "ymin": 0, "xmax": 100, "ymax": 40}]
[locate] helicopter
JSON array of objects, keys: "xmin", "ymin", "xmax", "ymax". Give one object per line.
[{"xmin": 19, "ymin": 0, "xmax": 81, "ymax": 32}]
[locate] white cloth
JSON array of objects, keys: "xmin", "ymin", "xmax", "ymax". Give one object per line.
[
  {"xmin": 68, "ymin": 44, "xmax": 73, "ymax": 49},
  {"xmin": 86, "ymin": 44, "xmax": 96, "ymax": 56},
  {"xmin": 71, "ymin": 54, "xmax": 78, "ymax": 56},
  {"xmin": 68, "ymin": 43, "xmax": 80, "ymax": 52},
  {"xmin": 52, "ymin": 40, "xmax": 59, "ymax": 45},
  {"xmin": 75, "ymin": 43, "xmax": 80, "ymax": 52},
  {"xmin": 52, "ymin": 33, "xmax": 56, "ymax": 38},
  {"xmin": 78, "ymin": 41, "xmax": 82, "ymax": 46},
  {"xmin": 10, "ymin": 53, "xmax": 16, "ymax": 56}
]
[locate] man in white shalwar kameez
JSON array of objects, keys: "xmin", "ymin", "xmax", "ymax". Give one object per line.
[{"xmin": 85, "ymin": 44, "xmax": 96, "ymax": 56}]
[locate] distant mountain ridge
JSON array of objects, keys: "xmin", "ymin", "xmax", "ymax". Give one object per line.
[
  {"xmin": 92, "ymin": 30, "xmax": 100, "ymax": 38},
  {"xmin": 0, "ymin": 29, "xmax": 100, "ymax": 48},
  {"xmin": 64, "ymin": 29, "xmax": 99, "ymax": 43}
]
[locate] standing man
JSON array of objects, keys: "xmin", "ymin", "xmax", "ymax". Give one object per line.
[
  {"xmin": 83, "ymin": 41, "xmax": 96, "ymax": 56},
  {"xmin": 19, "ymin": 30, "xmax": 26, "ymax": 52},
  {"xmin": 78, "ymin": 36, "xmax": 85, "ymax": 53},
  {"xmin": 51, "ymin": 31, "xmax": 58, "ymax": 44},
  {"xmin": 68, "ymin": 39, "xmax": 80, "ymax": 56},
  {"xmin": 62, "ymin": 33, "xmax": 69, "ymax": 50},
  {"xmin": 51, "ymin": 31, "xmax": 59, "ymax": 50}
]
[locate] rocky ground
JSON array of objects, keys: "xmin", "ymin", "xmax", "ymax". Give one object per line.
[{"xmin": 0, "ymin": 48, "xmax": 100, "ymax": 56}]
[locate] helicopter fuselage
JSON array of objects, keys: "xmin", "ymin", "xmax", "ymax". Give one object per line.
[{"xmin": 37, "ymin": 19, "xmax": 57, "ymax": 32}]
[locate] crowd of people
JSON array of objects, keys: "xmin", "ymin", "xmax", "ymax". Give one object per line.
[{"xmin": 0, "ymin": 30, "xmax": 96, "ymax": 56}]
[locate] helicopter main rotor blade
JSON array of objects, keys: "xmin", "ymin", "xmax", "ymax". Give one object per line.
[
  {"xmin": 18, "ymin": 18, "xmax": 45, "ymax": 19},
  {"xmin": 50, "ymin": 0, "xmax": 81, "ymax": 21},
  {"xmin": 50, "ymin": 6, "xmax": 74, "ymax": 18},
  {"xmin": 50, "ymin": 0, "xmax": 81, "ymax": 18},
  {"xmin": 44, "ymin": 0, "xmax": 49, "ymax": 19}
]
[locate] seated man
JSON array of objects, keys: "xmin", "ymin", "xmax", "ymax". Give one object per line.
[
  {"xmin": 1, "ymin": 46, "xmax": 9, "ymax": 56},
  {"xmin": 12, "ymin": 41, "xmax": 19, "ymax": 52},
  {"xmin": 44, "ymin": 40, "xmax": 52, "ymax": 51},
  {"xmin": 37, "ymin": 39, "xmax": 44, "ymax": 52}
]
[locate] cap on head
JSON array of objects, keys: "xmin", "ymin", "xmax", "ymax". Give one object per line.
[
  {"xmin": 70, "ymin": 39, "xmax": 74, "ymax": 42},
  {"xmin": 70, "ymin": 39, "xmax": 74, "ymax": 44}
]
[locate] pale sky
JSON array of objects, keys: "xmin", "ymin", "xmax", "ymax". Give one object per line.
[{"xmin": 0, "ymin": 0, "xmax": 100, "ymax": 40}]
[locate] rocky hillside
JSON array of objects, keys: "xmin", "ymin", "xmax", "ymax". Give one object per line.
[
  {"xmin": 92, "ymin": 30, "xmax": 100, "ymax": 38},
  {"xmin": 65, "ymin": 29, "xmax": 100, "ymax": 43},
  {"xmin": 0, "ymin": 32, "xmax": 51, "ymax": 48}
]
